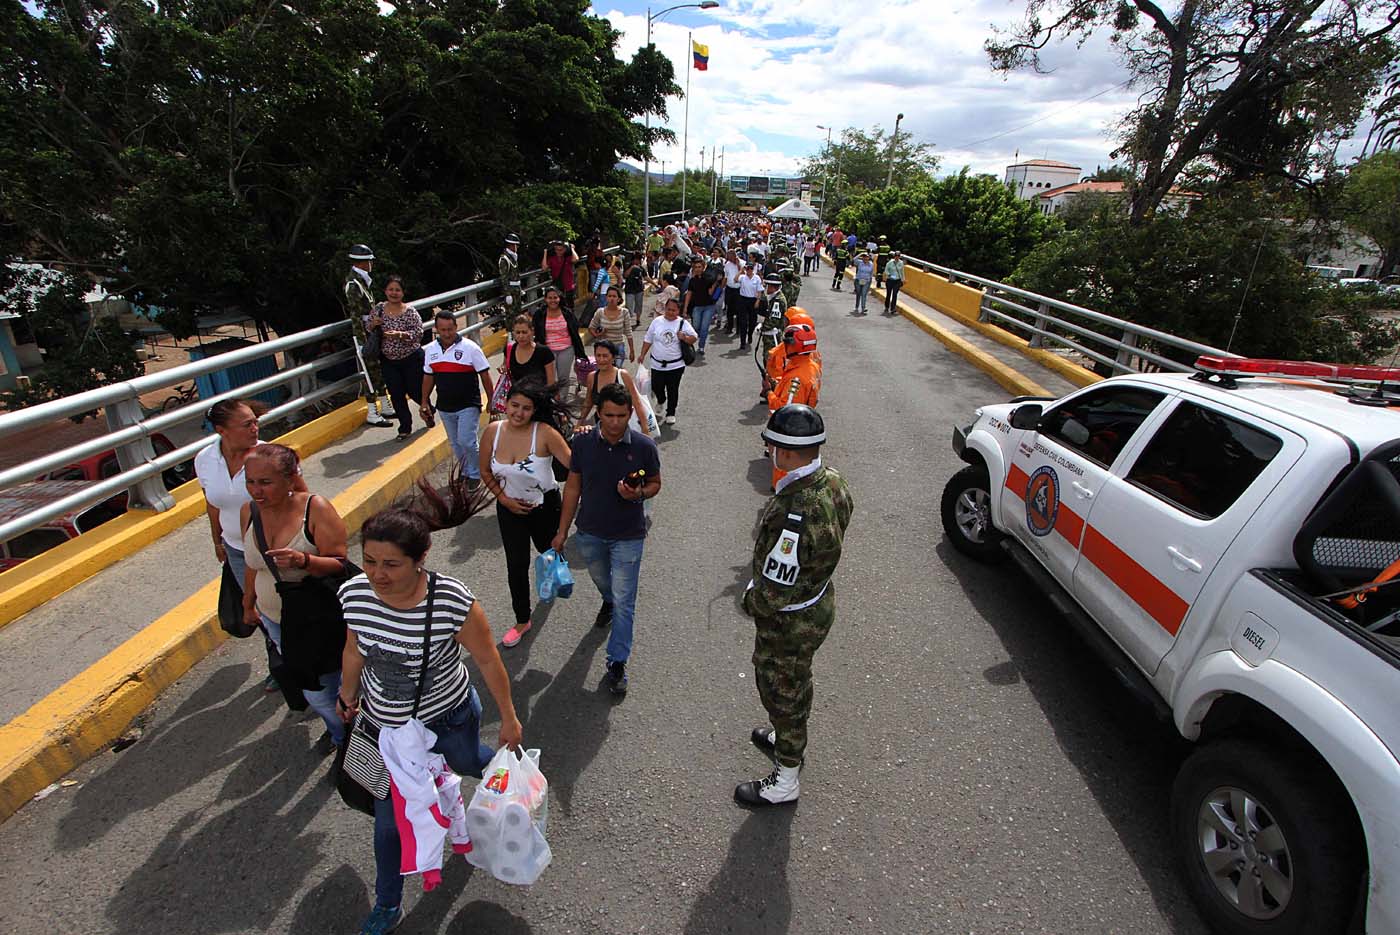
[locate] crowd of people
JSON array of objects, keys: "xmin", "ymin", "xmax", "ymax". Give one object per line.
[{"xmin": 197, "ymin": 214, "xmax": 861, "ymax": 935}]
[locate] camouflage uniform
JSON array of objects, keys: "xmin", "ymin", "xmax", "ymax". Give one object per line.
[
  {"xmin": 781, "ymin": 265, "xmax": 802, "ymax": 307},
  {"xmin": 757, "ymin": 289, "xmax": 788, "ymax": 361},
  {"xmin": 343, "ymin": 269, "xmax": 385, "ymax": 400},
  {"xmin": 742, "ymin": 464, "xmax": 854, "ymax": 767},
  {"xmin": 497, "ymin": 248, "xmax": 520, "ymax": 324}
]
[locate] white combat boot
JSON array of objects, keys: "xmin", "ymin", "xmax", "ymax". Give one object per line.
[
  {"xmin": 734, "ymin": 763, "xmax": 800, "ymax": 807},
  {"xmin": 366, "ymin": 399, "xmax": 394, "ymax": 427}
]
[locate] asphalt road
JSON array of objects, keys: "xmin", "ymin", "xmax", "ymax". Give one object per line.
[{"xmin": 0, "ymin": 278, "xmax": 1211, "ymax": 935}]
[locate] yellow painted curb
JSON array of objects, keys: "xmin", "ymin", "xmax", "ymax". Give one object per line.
[
  {"xmin": 821, "ymin": 254, "xmax": 1101, "ymax": 391},
  {"xmin": 0, "ymin": 401, "xmax": 369, "ymax": 630},
  {"xmin": 894, "ymin": 302, "xmax": 1052, "ymax": 398},
  {"xmin": 0, "ymin": 419, "xmax": 451, "ymax": 822}
]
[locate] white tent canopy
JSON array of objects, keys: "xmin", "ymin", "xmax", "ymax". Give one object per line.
[{"xmin": 766, "ymin": 198, "xmax": 820, "ymax": 221}]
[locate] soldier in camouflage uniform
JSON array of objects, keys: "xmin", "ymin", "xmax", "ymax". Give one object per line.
[
  {"xmin": 780, "ymin": 260, "xmax": 802, "ymax": 308},
  {"xmin": 496, "ymin": 233, "xmax": 522, "ymax": 327},
  {"xmin": 754, "ymin": 273, "xmax": 788, "ymax": 402},
  {"xmin": 736, "ymin": 404, "xmax": 854, "ymax": 807},
  {"xmin": 343, "ymin": 244, "xmax": 394, "ymax": 427}
]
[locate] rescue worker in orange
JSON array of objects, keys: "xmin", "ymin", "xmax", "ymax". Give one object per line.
[
  {"xmin": 767, "ymin": 323, "xmax": 821, "ymax": 489},
  {"xmin": 764, "ymin": 308, "xmax": 819, "ymax": 394}
]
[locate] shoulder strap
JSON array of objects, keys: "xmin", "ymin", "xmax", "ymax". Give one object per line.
[
  {"xmin": 409, "ymin": 573, "xmax": 438, "ymax": 718},
  {"xmin": 249, "ymin": 502, "xmax": 281, "ymax": 584},
  {"xmin": 302, "ymin": 495, "xmax": 315, "ymax": 543}
]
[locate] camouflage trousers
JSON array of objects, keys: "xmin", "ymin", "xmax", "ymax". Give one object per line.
[
  {"xmin": 346, "ymin": 312, "xmax": 385, "ymax": 400},
  {"xmin": 752, "ymin": 586, "xmax": 836, "ymax": 768}
]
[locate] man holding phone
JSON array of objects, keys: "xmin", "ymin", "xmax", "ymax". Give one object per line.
[{"xmin": 551, "ymin": 382, "xmax": 661, "ymax": 697}]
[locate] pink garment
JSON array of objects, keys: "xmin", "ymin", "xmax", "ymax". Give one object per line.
[{"xmin": 380, "ymin": 720, "xmax": 473, "ymax": 892}]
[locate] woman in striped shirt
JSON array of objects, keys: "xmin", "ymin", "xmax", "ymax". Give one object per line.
[{"xmin": 337, "ymin": 490, "xmax": 522, "ymax": 935}]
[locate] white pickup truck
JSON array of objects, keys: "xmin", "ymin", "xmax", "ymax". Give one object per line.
[{"xmin": 940, "ymin": 356, "xmax": 1400, "ymax": 935}]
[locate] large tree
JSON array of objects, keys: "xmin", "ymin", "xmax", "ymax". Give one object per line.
[
  {"xmin": 802, "ymin": 125, "xmax": 939, "ymax": 217},
  {"xmin": 1009, "ymin": 187, "xmax": 1398, "ymax": 362},
  {"xmin": 0, "ymin": 0, "xmax": 678, "ymax": 336},
  {"xmin": 987, "ymin": 0, "xmax": 1399, "ymax": 223},
  {"xmin": 1344, "ymin": 151, "xmax": 1400, "ymax": 275},
  {"xmin": 835, "ymin": 169, "xmax": 1051, "ymax": 280}
]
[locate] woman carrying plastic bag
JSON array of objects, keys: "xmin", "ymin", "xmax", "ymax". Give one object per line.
[{"xmin": 334, "ymin": 489, "xmax": 524, "ymax": 935}]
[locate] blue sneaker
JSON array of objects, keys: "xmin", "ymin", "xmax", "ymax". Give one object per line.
[{"xmin": 359, "ymin": 905, "xmax": 403, "ymax": 935}]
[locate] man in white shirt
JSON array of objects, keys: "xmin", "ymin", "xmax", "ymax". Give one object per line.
[
  {"xmin": 735, "ymin": 261, "xmax": 763, "ymax": 350},
  {"xmin": 722, "ymin": 249, "xmax": 743, "ymax": 335},
  {"xmin": 421, "ymin": 310, "xmax": 494, "ymax": 487}
]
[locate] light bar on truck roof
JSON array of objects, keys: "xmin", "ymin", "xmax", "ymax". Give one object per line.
[{"xmin": 1194, "ymin": 356, "xmax": 1400, "ymax": 383}]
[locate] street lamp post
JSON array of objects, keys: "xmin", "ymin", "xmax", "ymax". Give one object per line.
[
  {"xmin": 643, "ymin": 1, "xmax": 719, "ymax": 231},
  {"xmin": 885, "ymin": 112, "xmax": 904, "ymax": 189},
  {"xmin": 816, "ymin": 124, "xmax": 833, "ymax": 222}
]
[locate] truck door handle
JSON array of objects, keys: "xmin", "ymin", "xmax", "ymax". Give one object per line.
[
  {"xmin": 1071, "ymin": 481, "xmax": 1095, "ymax": 499},
  {"xmin": 1167, "ymin": 546, "xmax": 1203, "ymax": 573}
]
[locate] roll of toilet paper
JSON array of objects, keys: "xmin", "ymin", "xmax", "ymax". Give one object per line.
[{"xmin": 466, "ymin": 803, "xmax": 501, "ymax": 839}]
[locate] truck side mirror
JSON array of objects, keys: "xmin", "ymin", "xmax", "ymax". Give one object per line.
[{"xmin": 1009, "ymin": 404, "xmax": 1043, "ymax": 430}]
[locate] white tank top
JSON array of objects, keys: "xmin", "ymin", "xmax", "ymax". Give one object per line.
[{"xmin": 490, "ymin": 422, "xmax": 557, "ymax": 505}]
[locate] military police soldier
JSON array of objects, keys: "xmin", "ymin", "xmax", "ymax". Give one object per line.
[
  {"xmin": 754, "ymin": 273, "xmax": 788, "ymax": 402},
  {"xmin": 343, "ymin": 244, "xmax": 393, "ymax": 427},
  {"xmin": 780, "ymin": 260, "xmax": 802, "ymax": 308},
  {"xmin": 737, "ymin": 404, "xmax": 854, "ymax": 807},
  {"xmin": 876, "ymin": 234, "xmax": 892, "ymax": 284},
  {"xmin": 498, "ymin": 233, "xmax": 522, "ymax": 324}
]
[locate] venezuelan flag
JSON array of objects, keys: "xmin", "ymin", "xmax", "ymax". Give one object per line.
[{"xmin": 692, "ymin": 40, "xmax": 709, "ymax": 71}]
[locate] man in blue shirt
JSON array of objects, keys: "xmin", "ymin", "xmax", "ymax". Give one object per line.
[{"xmin": 552, "ymin": 383, "xmax": 662, "ymax": 695}]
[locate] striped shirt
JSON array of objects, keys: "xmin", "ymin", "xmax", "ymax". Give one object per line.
[{"xmin": 339, "ymin": 573, "xmax": 475, "ymax": 728}]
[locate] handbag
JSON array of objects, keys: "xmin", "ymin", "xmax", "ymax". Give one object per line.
[
  {"xmin": 679, "ymin": 327, "xmax": 697, "ymax": 365},
  {"xmin": 574, "ymin": 355, "xmax": 598, "ymax": 383},
  {"xmin": 332, "ymin": 573, "xmax": 438, "ymax": 816},
  {"xmin": 490, "ymin": 344, "xmax": 514, "ymax": 414},
  {"xmin": 251, "ymin": 498, "xmax": 360, "ymax": 691},
  {"xmin": 218, "ymin": 560, "xmax": 256, "ymax": 638}
]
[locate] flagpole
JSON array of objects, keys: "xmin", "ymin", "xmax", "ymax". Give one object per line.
[
  {"xmin": 714, "ymin": 146, "xmax": 723, "ymax": 212},
  {"xmin": 681, "ymin": 30, "xmax": 691, "ymax": 223}
]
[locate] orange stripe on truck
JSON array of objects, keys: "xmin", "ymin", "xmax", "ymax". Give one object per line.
[{"xmin": 1080, "ymin": 526, "xmax": 1188, "ymax": 635}]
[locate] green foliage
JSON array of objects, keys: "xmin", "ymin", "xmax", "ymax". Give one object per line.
[
  {"xmin": 1008, "ymin": 189, "xmax": 1399, "ymax": 364},
  {"xmin": 803, "ymin": 125, "xmax": 939, "ymax": 217},
  {"xmin": 1343, "ymin": 151, "xmax": 1400, "ymax": 276},
  {"xmin": 0, "ymin": 0, "xmax": 677, "ymax": 338},
  {"xmin": 625, "ymin": 170, "xmax": 737, "ymax": 226},
  {"xmin": 835, "ymin": 169, "xmax": 1051, "ymax": 280},
  {"xmin": 0, "ymin": 268, "xmax": 142, "ymax": 419}
]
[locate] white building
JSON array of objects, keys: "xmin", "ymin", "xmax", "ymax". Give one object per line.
[{"xmin": 1005, "ymin": 159, "xmax": 1082, "ymax": 200}]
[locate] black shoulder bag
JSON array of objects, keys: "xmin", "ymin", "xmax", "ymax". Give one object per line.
[{"xmin": 332, "ymin": 574, "xmax": 438, "ymax": 816}]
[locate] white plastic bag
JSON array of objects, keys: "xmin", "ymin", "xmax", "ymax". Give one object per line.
[
  {"xmin": 634, "ymin": 364, "xmax": 652, "ymax": 398},
  {"xmin": 464, "ymin": 747, "xmax": 551, "ymax": 885},
  {"xmin": 630, "ymin": 394, "xmax": 661, "ymax": 439}
]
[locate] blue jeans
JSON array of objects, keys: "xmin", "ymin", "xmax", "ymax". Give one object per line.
[
  {"xmin": 691, "ymin": 304, "xmax": 717, "ymax": 350},
  {"xmin": 854, "ymin": 280, "xmax": 870, "ymax": 312},
  {"xmin": 438, "ymin": 407, "xmax": 481, "ymax": 478},
  {"xmin": 573, "ymin": 532, "xmax": 644, "ymax": 664},
  {"xmin": 372, "ymin": 689, "xmax": 494, "ymax": 909},
  {"xmin": 259, "ymin": 613, "xmax": 343, "ymax": 745}
]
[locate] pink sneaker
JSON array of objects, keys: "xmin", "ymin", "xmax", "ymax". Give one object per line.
[{"xmin": 502, "ymin": 622, "xmax": 532, "ymax": 647}]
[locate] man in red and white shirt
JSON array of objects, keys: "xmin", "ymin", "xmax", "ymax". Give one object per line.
[{"xmin": 421, "ymin": 310, "xmax": 494, "ymax": 486}]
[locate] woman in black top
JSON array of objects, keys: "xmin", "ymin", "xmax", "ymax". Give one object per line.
[{"xmin": 505, "ymin": 315, "xmax": 557, "ymax": 385}]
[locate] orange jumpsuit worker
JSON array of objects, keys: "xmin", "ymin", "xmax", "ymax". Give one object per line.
[
  {"xmin": 765, "ymin": 309, "xmax": 818, "ymax": 392},
  {"xmin": 768, "ymin": 324, "xmax": 821, "ymax": 489}
]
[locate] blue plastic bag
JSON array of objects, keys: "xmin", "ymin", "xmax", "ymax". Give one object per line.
[{"xmin": 534, "ymin": 549, "xmax": 574, "ymax": 602}]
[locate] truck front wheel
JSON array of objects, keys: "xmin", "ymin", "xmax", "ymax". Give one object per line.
[
  {"xmin": 1170, "ymin": 740, "xmax": 1363, "ymax": 935},
  {"xmin": 940, "ymin": 466, "xmax": 1003, "ymax": 562}
]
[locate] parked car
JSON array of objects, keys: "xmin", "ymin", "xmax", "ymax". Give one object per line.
[
  {"xmin": 37, "ymin": 432, "xmax": 194, "ymax": 490},
  {"xmin": 0, "ymin": 481, "xmax": 126, "ymax": 571},
  {"xmin": 941, "ymin": 355, "xmax": 1400, "ymax": 935}
]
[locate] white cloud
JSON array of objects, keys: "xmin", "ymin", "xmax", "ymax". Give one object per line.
[{"xmin": 599, "ymin": 0, "xmax": 1145, "ymax": 180}]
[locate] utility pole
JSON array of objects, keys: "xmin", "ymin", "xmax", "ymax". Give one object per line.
[
  {"xmin": 714, "ymin": 146, "xmax": 723, "ymax": 212},
  {"xmin": 886, "ymin": 112, "xmax": 904, "ymax": 189},
  {"xmin": 816, "ymin": 124, "xmax": 833, "ymax": 222},
  {"xmin": 681, "ymin": 30, "xmax": 691, "ymax": 222}
]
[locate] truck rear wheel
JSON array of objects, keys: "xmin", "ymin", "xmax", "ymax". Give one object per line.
[
  {"xmin": 1170, "ymin": 740, "xmax": 1363, "ymax": 935},
  {"xmin": 940, "ymin": 466, "xmax": 1003, "ymax": 562}
]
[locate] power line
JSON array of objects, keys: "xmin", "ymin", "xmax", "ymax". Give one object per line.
[{"xmin": 950, "ymin": 78, "xmax": 1134, "ymax": 151}]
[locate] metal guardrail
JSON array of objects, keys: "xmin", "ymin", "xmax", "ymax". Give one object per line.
[
  {"xmin": 0, "ymin": 267, "xmax": 554, "ymax": 546},
  {"xmin": 896, "ymin": 254, "xmax": 1231, "ymax": 375}
]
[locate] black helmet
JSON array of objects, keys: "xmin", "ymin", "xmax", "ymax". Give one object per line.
[
  {"xmin": 763, "ymin": 273, "xmax": 783, "ymax": 286},
  {"xmin": 504, "ymin": 233, "xmax": 521, "ymax": 246},
  {"xmin": 348, "ymin": 244, "xmax": 375, "ymax": 261},
  {"xmin": 762, "ymin": 404, "xmax": 825, "ymax": 449}
]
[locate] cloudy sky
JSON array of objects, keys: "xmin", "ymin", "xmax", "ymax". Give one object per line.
[{"xmin": 597, "ymin": 0, "xmax": 1379, "ymax": 182}]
